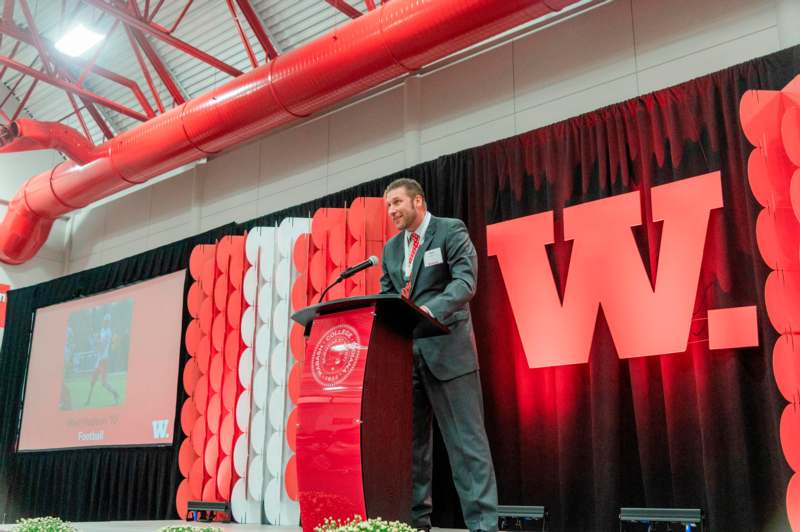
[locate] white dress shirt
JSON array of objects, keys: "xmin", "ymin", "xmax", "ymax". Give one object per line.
[{"xmin": 403, "ymin": 211, "xmax": 431, "ymax": 279}]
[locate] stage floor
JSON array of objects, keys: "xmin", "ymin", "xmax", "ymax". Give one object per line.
[
  {"xmin": 0, "ymin": 522, "xmax": 456, "ymax": 531},
  {"xmin": 0, "ymin": 521, "xmax": 299, "ymax": 531}
]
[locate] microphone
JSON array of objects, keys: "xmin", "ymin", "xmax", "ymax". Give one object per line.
[
  {"xmin": 338, "ymin": 256, "xmax": 378, "ymax": 280},
  {"xmin": 318, "ymin": 256, "xmax": 379, "ymax": 303}
]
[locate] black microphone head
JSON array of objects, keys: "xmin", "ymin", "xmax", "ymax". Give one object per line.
[{"xmin": 368, "ymin": 255, "xmax": 378, "ymax": 266}]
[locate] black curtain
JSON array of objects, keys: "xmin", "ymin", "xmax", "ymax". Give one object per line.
[
  {"xmin": 468, "ymin": 47, "xmax": 799, "ymax": 532},
  {"xmin": 0, "ymin": 224, "xmax": 234, "ymax": 523},
  {"xmin": 1, "ymin": 43, "xmax": 798, "ymax": 530}
]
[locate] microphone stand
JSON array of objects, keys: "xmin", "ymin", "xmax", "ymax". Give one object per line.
[
  {"xmin": 318, "ymin": 275, "xmax": 344, "ymax": 304},
  {"xmin": 306, "ymin": 258, "xmax": 377, "ymax": 336},
  {"xmin": 317, "ymin": 257, "xmax": 377, "ymax": 304},
  {"xmin": 304, "ymin": 274, "xmax": 346, "ymax": 337}
]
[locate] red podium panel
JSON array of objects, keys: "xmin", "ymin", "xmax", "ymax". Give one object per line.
[
  {"xmin": 292, "ymin": 295, "xmax": 445, "ymax": 532},
  {"xmin": 297, "ymin": 306, "xmax": 374, "ymax": 528}
]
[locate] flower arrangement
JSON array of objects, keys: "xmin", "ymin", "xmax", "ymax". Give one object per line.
[
  {"xmin": 315, "ymin": 515, "xmax": 421, "ymax": 532},
  {"xmin": 12, "ymin": 517, "xmax": 78, "ymax": 532}
]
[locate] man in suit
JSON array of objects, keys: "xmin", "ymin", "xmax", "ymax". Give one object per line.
[{"xmin": 380, "ymin": 178, "xmax": 498, "ymax": 532}]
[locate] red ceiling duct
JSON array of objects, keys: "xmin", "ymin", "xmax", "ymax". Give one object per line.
[
  {"xmin": 0, "ymin": 119, "xmax": 98, "ymax": 165},
  {"xmin": 0, "ymin": 0, "xmax": 578, "ymax": 265}
]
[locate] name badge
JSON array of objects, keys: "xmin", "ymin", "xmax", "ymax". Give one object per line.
[{"xmin": 424, "ymin": 248, "xmax": 443, "ymax": 267}]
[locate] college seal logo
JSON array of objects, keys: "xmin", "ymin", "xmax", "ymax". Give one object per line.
[{"xmin": 310, "ymin": 325, "xmax": 361, "ymax": 386}]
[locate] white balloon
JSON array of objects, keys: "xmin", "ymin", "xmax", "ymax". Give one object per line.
[
  {"xmin": 258, "ymin": 233, "xmax": 277, "ymax": 281},
  {"xmin": 273, "ymin": 300, "xmax": 289, "ymax": 342},
  {"xmin": 292, "ymin": 217, "xmax": 311, "ymax": 240},
  {"xmin": 280, "ymin": 498, "xmax": 301, "ymax": 526},
  {"xmin": 246, "ymin": 227, "xmax": 271, "ymax": 263},
  {"xmin": 274, "ymin": 258, "xmax": 291, "ymax": 298},
  {"xmin": 253, "ymin": 367, "xmax": 268, "ymax": 409},
  {"xmin": 243, "ymin": 267, "xmax": 257, "ymax": 305},
  {"xmin": 245, "ymin": 498, "xmax": 263, "ymax": 524},
  {"xmin": 247, "ymin": 456, "xmax": 264, "ymax": 500},
  {"xmin": 264, "ymin": 478, "xmax": 281, "ymax": 525},
  {"xmin": 250, "ymin": 410, "xmax": 266, "ymax": 453},
  {"xmin": 245, "ymin": 227, "xmax": 263, "ymax": 265},
  {"xmin": 266, "ymin": 432, "xmax": 283, "ymax": 477},
  {"xmin": 268, "ymin": 386, "xmax": 286, "ymax": 431},
  {"xmin": 276, "ymin": 219, "xmax": 295, "ymax": 258},
  {"xmin": 240, "ymin": 307, "xmax": 255, "ymax": 347},
  {"xmin": 271, "ymin": 342, "xmax": 287, "ymax": 385},
  {"xmin": 257, "ymin": 281, "xmax": 273, "ymax": 324},
  {"xmin": 236, "ymin": 391, "xmax": 251, "ymax": 431},
  {"xmin": 238, "ymin": 350, "xmax": 253, "ymax": 388},
  {"xmin": 231, "ymin": 478, "xmax": 248, "ymax": 523},
  {"xmin": 255, "ymin": 324, "xmax": 271, "ymax": 365},
  {"xmin": 234, "ymin": 433, "xmax": 249, "ymax": 476}
]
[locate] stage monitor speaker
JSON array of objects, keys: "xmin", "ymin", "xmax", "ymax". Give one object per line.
[
  {"xmin": 619, "ymin": 507, "xmax": 704, "ymax": 532},
  {"xmin": 186, "ymin": 500, "xmax": 231, "ymax": 523},
  {"xmin": 498, "ymin": 505, "xmax": 548, "ymax": 532}
]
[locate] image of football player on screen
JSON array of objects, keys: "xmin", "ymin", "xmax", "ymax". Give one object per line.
[{"xmin": 84, "ymin": 313, "xmax": 120, "ymax": 406}]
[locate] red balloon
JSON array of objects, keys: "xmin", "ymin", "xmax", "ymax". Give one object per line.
[
  {"xmin": 788, "ymin": 473, "xmax": 800, "ymax": 532},
  {"xmin": 179, "ymin": 438, "xmax": 197, "ymax": 477},
  {"xmin": 284, "ymin": 454, "xmax": 298, "ymax": 501},
  {"xmin": 191, "ymin": 415, "xmax": 206, "ymax": 456},
  {"xmin": 214, "ymin": 276, "xmax": 229, "ymax": 312},
  {"xmin": 196, "ymin": 335, "xmax": 211, "ymax": 374},
  {"xmin": 293, "ymin": 233, "xmax": 312, "ymax": 272},
  {"xmin": 189, "ymin": 245, "xmax": 215, "ymax": 280},
  {"xmin": 209, "ymin": 355, "xmax": 223, "ymax": 393},
  {"xmin": 199, "ymin": 298, "xmax": 213, "ymax": 335},
  {"xmin": 181, "ymin": 398, "xmax": 199, "ymax": 436},
  {"xmin": 216, "ymin": 236, "xmax": 233, "ymax": 273},
  {"xmin": 204, "ymin": 434, "xmax": 219, "ymax": 477},
  {"xmin": 220, "ymin": 414, "xmax": 235, "ymax": 455},
  {"xmin": 187, "ymin": 282, "xmax": 203, "ymax": 318},
  {"xmin": 739, "ymin": 89, "xmax": 782, "ymax": 147},
  {"xmin": 175, "ymin": 479, "xmax": 191, "ymax": 520},
  {"xmin": 189, "ymin": 458, "xmax": 203, "ymax": 500},
  {"xmin": 224, "ymin": 333, "xmax": 241, "ymax": 372},
  {"xmin": 207, "ymin": 394, "xmax": 221, "ymax": 434},
  {"xmin": 223, "ymin": 370, "xmax": 237, "ymax": 412},
  {"xmin": 194, "ymin": 375, "xmax": 209, "ymax": 414},
  {"xmin": 182, "ymin": 358, "xmax": 200, "ymax": 396},
  {"xmin": 289, "ymin": 323, "xmax": 306, "ymax": 362},
  {"xmin": 217, "ymin": 455, "xmax": 233, "ymax": 500},
  {"xmin": 202, "ymin": 478, "xmax": 218, "ymax": 502},
  {"xmin": 185, "ymin": 320, "xmax": 201, "ymax": 356},
  {"xmin": 782, "ymin": 105, "xmax": 800, "ymax": 167},
  {"xmin": 286, "ymin": 407, "xmax": 298, "ymax": 453},
  {"xmin": 782, "ymin": 405, "xmax": 800, "ymax": 472},
  {"xmin": 288, "ymin": 362, "xmax": 302, "ymax": 405}
]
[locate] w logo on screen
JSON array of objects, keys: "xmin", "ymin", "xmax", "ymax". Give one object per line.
[{"xmin": 151, "ymin": 419, "xmax": 170, "ymax": 439}]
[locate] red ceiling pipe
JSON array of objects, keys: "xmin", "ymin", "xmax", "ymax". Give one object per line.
[
  {"xmin": 0, "ymin": 0, "xmax": 578, "ymax": 264},
  {"xmin": 0, "ymin": 119, "xmax": 99, "ymax": 165}
]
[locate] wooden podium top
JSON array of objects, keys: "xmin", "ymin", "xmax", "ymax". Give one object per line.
[{"xmin": 291, "ymin": 294, "xmax": 449, "ymax": 339}]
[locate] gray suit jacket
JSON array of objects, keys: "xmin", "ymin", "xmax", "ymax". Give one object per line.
[{"xmin": 380, "ymin": 215, "xmax": 479, "ymax": 380}]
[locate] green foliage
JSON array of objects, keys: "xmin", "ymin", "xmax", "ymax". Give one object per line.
[
  {"xmin": 12, "ymin": 517, "xmax": 225, "ymax": 532},
  {"xmin": 13, "ymin": 517, "xmax": 78, "ymax": 532},
  {"xmin": 315, "ymin": 515, "xmax": 421, "ymax": 532}
]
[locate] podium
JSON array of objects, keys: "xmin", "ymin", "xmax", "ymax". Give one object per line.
[{"xmin": 291, "ymin": 294, "xmax": 447, "ymax": 532}]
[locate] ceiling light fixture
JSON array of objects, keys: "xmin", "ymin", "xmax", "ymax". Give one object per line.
[{"xmin": 54, "ymin": 24, "xmax": 105, "ymax": 57}]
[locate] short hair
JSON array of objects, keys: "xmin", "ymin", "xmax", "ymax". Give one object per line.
[{"xmin": 384, "ymin": 178, "xmax": 425, "ymax": 202}]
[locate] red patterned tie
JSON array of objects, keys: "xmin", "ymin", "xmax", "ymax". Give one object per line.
[{"xmin": 401, "ymin": 232, "xmax": 420, "ymax": 299}]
